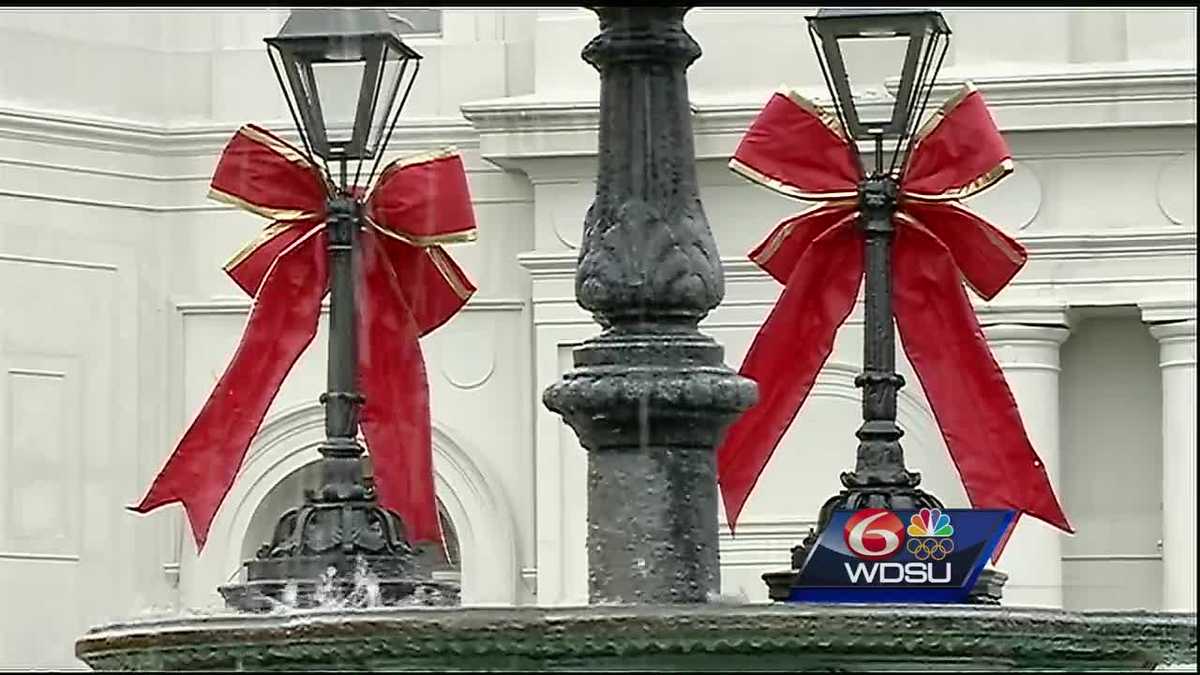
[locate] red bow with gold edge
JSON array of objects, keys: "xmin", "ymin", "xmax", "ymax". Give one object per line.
[
  {"xmin": 131, "ymin": 124, "xmax": 477, "ymax": 550},
  {"xmin": 716, "ymin": 84, "xmax": 1073, "ymax": 552}
]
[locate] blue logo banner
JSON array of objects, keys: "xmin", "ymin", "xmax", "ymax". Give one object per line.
[{"xmin": 790, "ymin": 508, "xmax": 1016, "ymax": 604}]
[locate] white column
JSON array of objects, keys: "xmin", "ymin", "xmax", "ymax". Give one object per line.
[
  {"xmin": 1148, "ymin": 319, "xmax": 1197, "ymax": 612},
  {"xmin": 983, "ymin": 322, "xmax": 1071, "ymax": 608}
]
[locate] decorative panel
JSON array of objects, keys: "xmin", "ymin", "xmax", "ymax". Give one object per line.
[{"xmin": 3, "ymin": 359, "xmax": 80, "ymax": 556}]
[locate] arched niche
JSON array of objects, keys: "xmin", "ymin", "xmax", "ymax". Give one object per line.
[{"xmin": 182, "ymin": 403, "xmax": 520, "ymax": 608}]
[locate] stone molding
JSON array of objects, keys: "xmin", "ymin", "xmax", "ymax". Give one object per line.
[
  {"xmin": 1148, "ymin": 320, "xmax": 1198, "ymax": 345},
  {"xmin": 463, "ymin": 65, "xmax": 1196, "ymax": 168},
  {"xmin": 976, "ymin": 305, "xmax": 1073, "ymax": 331},
  {"xmin": 519, "ymin": 231, "xmax": 1196, "ymax": 288},
  {"xmin": 5, "ymin": 64, "xmax": 1181, "ymax": 162},
  {"xmin": 0, "ymin": 105, "xmax": 479, "ymax": 157},
  {"xmin": 1141, "ymin": 300, "xmax": 1198, "ymax": 325}
]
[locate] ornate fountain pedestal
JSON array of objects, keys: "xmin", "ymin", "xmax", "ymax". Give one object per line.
[
  {"xmin": 216, "ymin": 490, "xmax": 460, "ymax": 612},
  {"xmin": 75, "ymin": 604, "xmax": 1196, "ymax": 671},
  {"xmin": 74, "ymin": 8, "xmax": 1197, "ymax": 673}
]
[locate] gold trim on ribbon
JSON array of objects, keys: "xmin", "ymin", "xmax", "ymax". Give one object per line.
[
  {"xmin": 776, "ymin": 86, "xmax": 850, "ymax": 144},
  {"xmin": 208, "ymin": 187, "xmax": 318, "ymax": 223},
  {"xmin": 366, "ymin": 217, "xmax": 478, "ymax": 248},
  {"xmin": 426, "ymin": 246, "xmax": 473, "ymax": 301},
  {"xmin": 911, "ymin": 81, "xmax": 978, "ymax": 146},
  {"xmin": 903, "ymin": 82, "xmax": 1015, "ymax": 202},
  {"xmin": 729, "ymin": 158, "xmax": 860, "ymax": 202},
  {"xmin": 222, "ymin": 220, "xmax": 320, "ymax": 277},
  {"xmin": 902, "ymin": 157, "xmax": 1015, "ymax": 202},
  {"xmin": 750, "ymin": 202, "xmax": 858, "ymax": 267},
  {"xmin": 242, "ymin": 221, "xmax": 327, "ymax": 299},
  {"xmin": 240, "ymin": 125, "xmax": 314, "ymax": 170},
  {"xmin": 376, "ymin": 146, "xmax": 461, "ymax": 182}
]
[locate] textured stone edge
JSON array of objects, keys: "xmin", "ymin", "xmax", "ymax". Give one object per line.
[{"xmin": 76, "ymin": 604, "xmax": 1197, "ymax": 671}]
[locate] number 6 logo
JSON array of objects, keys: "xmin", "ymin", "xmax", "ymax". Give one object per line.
[{"xmin": 843, "ymin": 509, "xmax": 906, "ymax": 560}]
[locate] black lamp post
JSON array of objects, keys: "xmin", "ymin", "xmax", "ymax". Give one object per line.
[
  {"xmin": 765, "ymin": 8, "xmax": 1002, "ymax": 602},
  {"xmin": 804, "ymin": 7, "xmax": 949, "ymax": 534},
  {"xmin": 220, "ymin": 9, "xmax": 457, "ymax": 612}
]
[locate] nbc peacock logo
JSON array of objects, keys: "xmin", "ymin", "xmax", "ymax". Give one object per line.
[
  {"xmin": 905, "ymin": 508, "xmax": 955, "ymax": 561},
  {"xmin": 840, "ymin": 508, "xmax": 953, "ymax": 585}
]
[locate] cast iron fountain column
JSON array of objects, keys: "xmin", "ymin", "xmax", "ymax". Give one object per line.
[{"xmin": 543, "ymin": 6, "xmax": 757, "ymax": 605}]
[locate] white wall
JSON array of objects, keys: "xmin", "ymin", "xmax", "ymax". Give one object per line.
[{"xmin": 0, "ymin": 6, "xmax": 1195, "ymax": 669}]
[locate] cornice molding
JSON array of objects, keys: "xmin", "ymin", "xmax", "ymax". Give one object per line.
[
  {"xmin": 0, "ymin": 106, "xmax": 479, "ymax": 157},
  {"xmin": 1, "ymin": 66, "xmax": 1190, "ymax": 164},
  {"xmin": 462, "ymin": 65, "xmax": 1196, "ymax": 170},
  {"xmin": 175, "ymin": 296, "xmax": 525, "ymax": 317},
  {"xmin": 517, "ymin": 231, "xmax": 1197, "ymax": 280}
]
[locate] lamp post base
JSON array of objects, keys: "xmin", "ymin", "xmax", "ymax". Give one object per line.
[{"xmin": 220, "ymin": 493, "xmax": 459, "ymax": 612}]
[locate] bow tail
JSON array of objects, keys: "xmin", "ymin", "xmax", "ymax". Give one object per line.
[
  {"xmin": 892, "ymin": 223, "xmax": 1073, "ymax": 555},
  {"xmin": 356, "ymin": 230, "xmax": 442, "ymax": 545},
  {"xmin": 130, "ymin": 227, "xmax": 329, "ymax": 549},
  {"xmin": 717, "ymin": 220, "xmax": 864, "ymax": 532}
]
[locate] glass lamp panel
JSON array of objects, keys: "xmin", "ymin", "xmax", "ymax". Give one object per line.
[
  {"xmin": 307, "ymin": 58, "xmax": 368, "ymax": 152},
  {"xmin": 835, "ymin": 33, "xmax": 913, "ymax": 129},
  {"xmin": 363, "ymin": 46, "xmax": 409, "ymax": 159},
  {"xmin": 269, "ymin": 46, "xmax": 323, "ymax": 157},
  {"xmin": 904, "ymin": 29, "xmax": 949, "ymax": 133}
]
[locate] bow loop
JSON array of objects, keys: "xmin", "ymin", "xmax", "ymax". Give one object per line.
[
  {"xmin": 209, "ymin": 124, "xmax": 328, "ymax": 222},
  {"xmin": 211, "ymin": 125, "xmax": 330, "ymax": 297},
  {"xmin": 366, "ymin": 148, "xmax": 478, "ymax": 247},
  {"xmin": 750, "ymin": 202, "xmax": 858, "ymax": 285},
  {"xmin": 730, "ymin": 88, "xmax": 861, "ymax": 201},
  {"xmin": 901, "ymin": 84, "xmax": 1013, "ymax": 201},
  {"xmin": 899, "ymin": 202, "xmax": 1027, "ymax": 301}
]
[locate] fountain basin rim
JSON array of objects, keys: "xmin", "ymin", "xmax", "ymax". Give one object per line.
[
  {"xmin": 78, "ymin": 603, "xmax": 1199, "ymax": 643},
  {"xmin": 80, "ymin": 602, "xmax": 1198, "ymax": 637},
  {"xmin": 77, "ymin": 602, "xmax": 1197, "ymax": 671}
]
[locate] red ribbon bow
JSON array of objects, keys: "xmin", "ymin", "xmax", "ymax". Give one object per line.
[
  {"xmin": 132, "ymin": 124, "xmax": 477, "ymax": 550},
  {"xmin": 716, "ymin": 84, "xmax": 1073, "ymax": 551}
]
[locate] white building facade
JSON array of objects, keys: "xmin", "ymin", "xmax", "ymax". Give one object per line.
[{"xmin": 0, "ymin": 7, "xmax": 1194, "ymax": 670}]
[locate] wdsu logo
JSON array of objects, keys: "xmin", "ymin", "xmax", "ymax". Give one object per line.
[{"xmin": 790, "ymin": 508, "xmax": 1015, "ymax": 604}]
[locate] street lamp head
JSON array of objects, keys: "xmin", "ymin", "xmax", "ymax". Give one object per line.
[
  {"xmin": 266, "ymin": 8, "xmax": 422, "ymax": 187},
  {"xmin": 806, "ymin": 7, "xmax": 950, "ymax": 174}
]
